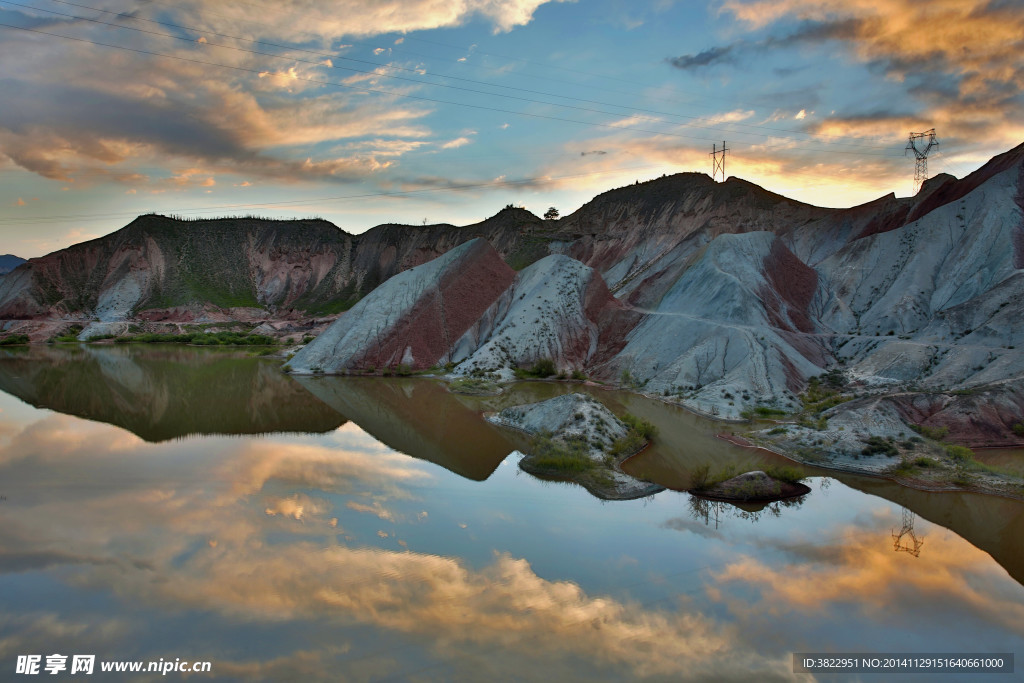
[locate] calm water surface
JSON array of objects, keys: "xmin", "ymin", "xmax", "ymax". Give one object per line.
[{"xmin": 0, "ymin": 346, "xmax": 1022, "ymax": 681}]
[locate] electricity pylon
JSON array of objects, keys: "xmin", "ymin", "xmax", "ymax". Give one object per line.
[
  {"xmin": 892, "ymin": 507, "xmax": 924, "ymax": 557},
  {"xmin": 710, "ymin": 141, "xmax": 728, "ymax": 182}
]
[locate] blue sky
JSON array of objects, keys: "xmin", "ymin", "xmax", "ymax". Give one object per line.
[{"xmin": 1, "ymin": 0, "xmax": 1022, "ymax": 257}]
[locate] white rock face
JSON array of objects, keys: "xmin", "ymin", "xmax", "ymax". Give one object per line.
[
  {"xmin": 451, "ymin": 255, "xmax": 609, "ymax": 378},
  {"xmin": 288, "ymin": 238, "xmax": 515, "ymax": 374},
  {"xmin": 810, "ymin": 165, "xmax": 1024, "ymax": 389},
  {"xmin": 608, "ymin": 232, "xmax": 820, "ymax": 418},
  {"xmin": 487, "ymin": 392, "xmax": 630, "ymax": 459},
  {"xmin": 288, "ymin": 243, "xmax": 472, "ymax": 373},
  {"xmin": 94, "ymin": 272, "xmax": 147, "ymax": 322}
]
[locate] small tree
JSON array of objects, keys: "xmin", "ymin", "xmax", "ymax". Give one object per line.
[{"xmin": 543, "ymin": 206, "xmax": 559, "ymax": 220}]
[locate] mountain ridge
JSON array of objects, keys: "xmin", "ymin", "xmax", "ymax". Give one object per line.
[{"xmin": 0, "ymin": 146, "xmax": 1022, "ymax": 453}]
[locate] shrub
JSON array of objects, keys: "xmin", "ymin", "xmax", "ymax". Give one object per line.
[
  {"xmin": 1013, "ymin": 422, "xmax": 1024, "ymax": 436},
  {"xmin": 943, "ymin": 444, "xmax": 974, "ymax": 462},
  {"xmin": 610, "ymin": 431, "xmax": 646, "ymax": 457},
  {"xmin": 515, "ymin": 358, "xmax": 557, "ymax": 379},
  {"xmin": 861, "ymin": 436, "xmax": 898, "ymax": 457},
  {"xmin": 688, "ymin": 464, "xmax": 711, "ymax": 491},
  {"xmin": 620, "ymin": 413, "xmax": 658, "ymax": 439},
  {"xmin": 755, "ymin": 405, "xmax": 788, "ymax": 417}
]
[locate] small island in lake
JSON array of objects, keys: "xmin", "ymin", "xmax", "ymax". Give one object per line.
[{"xmin": 487, "ymin": 392, "xmax": 664, "ymax": 500}]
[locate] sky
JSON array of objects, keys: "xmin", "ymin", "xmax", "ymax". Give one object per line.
[{"xmin": 0, "ymin": 0, "xmax": 1022, "ymax": 258}]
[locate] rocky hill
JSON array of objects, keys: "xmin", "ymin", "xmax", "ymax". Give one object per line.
[{"xmin": 3, "ymin": 142, "xmax": 1024, "ymax": 451}]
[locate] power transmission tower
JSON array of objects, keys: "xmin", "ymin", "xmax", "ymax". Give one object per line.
[
  {"xmin": 710, "ymin": 141, "xmax": 728, "ymax": 182},
  {"xmin": 906, "ymin": 129, "xmax": 939, "ymax": 194},
  {"xmin": 892, "ymin": 507, "xmax": 924, "ymax": 557}
]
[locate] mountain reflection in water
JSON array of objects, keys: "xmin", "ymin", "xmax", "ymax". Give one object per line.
[
  {"xmin": 0, "ymin": 345, "xmax": 345, "ymax": 440},
  {"xmin": 0, "ymin": 346, "xmax": 1022, "ymax": 681}
]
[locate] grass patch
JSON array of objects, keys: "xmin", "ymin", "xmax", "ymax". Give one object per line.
[
  {"xmin": 890, "ymin": 455, "xmax": 936, "ymax": 477},
  {"xmin": 688, "ymin": 463, "xmax": 738, "ymax": 491},
  {"xmin": 113, "ymin": 331, "xmax": 276, "ymax": 346},
  {"xmin": 0, "ymin": 334, "xmax": 30, "ymax": 346},
  {"xmin": 50, "ymin": 324, "xmax": 84, "ymax": 343},
  {"xmin": 528, "ymin": 432, "xmax": 595, "ymax": 474},
  {"xmin": 609, "ymin": 431, "xmax": 646, "ymax": 457},
  {"xmin": 910, "ymin": 424, "xmax": 950, "ymax": 441},
  {"xmin": 763, "ymin": 465, "xmax": 807, "ymax": 484},
  {"xmin": 609, "ymin": 413, "xmax": 658, "ymax": 457},
  {"xmin": 799, "ymin": 373, "xmax": 853, "ymax": 414},
  {"xmin": 449, "ymin": 377, "xmax": 499, "ymax": 395},
  {"xmin": 798, "ymin": 415, "xmax": 830, "ymax": 431}
]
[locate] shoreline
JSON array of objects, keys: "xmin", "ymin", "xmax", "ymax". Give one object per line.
[{"xmin": 714, "ymin": 432, "xmax": 1024, "ymax": 503}]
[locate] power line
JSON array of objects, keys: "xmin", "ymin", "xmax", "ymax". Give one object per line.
[
  {"xmin": 120, "ymin": 0, "xmax": 883, "ymax": 135},
  {"xmin": 13, "ymin": 0, "xmax": 897, "ymax": 152},
  {"xmin": 0, "ymin": 18, "xmax": 908, "ymax": 162}
]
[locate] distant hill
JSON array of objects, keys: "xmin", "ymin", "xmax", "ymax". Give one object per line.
[{"xmin": 0, "ymin": 254, "xmax": 26, "ymax": 275}]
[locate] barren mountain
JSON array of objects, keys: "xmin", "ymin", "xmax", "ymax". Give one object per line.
[{"xmin": 3, "ymin": 142, "xmax": 1024, "ymax": 451}]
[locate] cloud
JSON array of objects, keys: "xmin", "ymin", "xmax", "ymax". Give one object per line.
[
  {"xmin": 346, "ymin": 499, "xmax": 397, "ymax": 521},
  {"xmin": 0, "ymin": 411, "xmax": 797, "ymax": 681},
  {"xmin": 0, "ymin": 3, "xmax": 450, "ymax": 189},
  {"xmin": 166, "ymin": 0, "xmax": 567, "ymax": 40},
  {"xmin": 441, "ymin": 136, "xmax": 473, "ymax": 149},
  {"xmin": 702, "ymin": 0, "xmax": 1024, "ymax": 148},
  {"xmin": 704, "ymin": 109, "xmax": 757, "ymax": 125},
  {"xmin": 667, "ymin": 45, "xmax": 736, "ymax": 70},
  {"xmin": 0, "ymin": 74, "xmax": 427, "ymax": 185},
  {"xmin": 265, "ymin": 493, "xmax": 333, "ymax": 521},
  {"xmin": 712, "ymin": 517, "xmax": 1024, "ymax": 637}
]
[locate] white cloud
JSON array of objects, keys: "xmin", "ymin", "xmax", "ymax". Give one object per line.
[{"xmin": 441, "ymin": 136, "xmax": 473, "ymax": 149}]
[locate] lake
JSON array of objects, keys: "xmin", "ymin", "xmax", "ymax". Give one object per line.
[{"xmin": 0, "ymin": 346, "xmax": 1021, "ymax": 681}]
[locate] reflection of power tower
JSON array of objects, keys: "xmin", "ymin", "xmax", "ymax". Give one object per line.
[
  {"xmin": 906, "ymin": 129, "xmax": 939, "ymax": 194},
  {"xmin": 892, "ymin": 507, "xmax": 925, "ymax": 557},
  {"xmin": 710, "ymin": 141, "xmax": 728, "ymax": 182}
]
